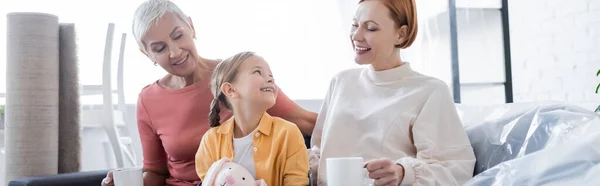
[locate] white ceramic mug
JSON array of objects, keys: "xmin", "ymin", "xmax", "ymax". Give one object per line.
[
  {"xmin": 326, "ymin": 157, "xmax": 365, "ymax": 186},
  {"xmin": 113, "ymin": 167, "xmax": 143, "ymax": 186}
]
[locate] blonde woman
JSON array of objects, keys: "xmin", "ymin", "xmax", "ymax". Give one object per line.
[{"xmin": 101, "ymin": 1, "xmax": 317, "ymax": 186}]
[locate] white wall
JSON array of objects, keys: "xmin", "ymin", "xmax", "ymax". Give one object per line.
[
  {"xmin": 509, "ymin": 0, "xmax": 600, "ymax": 105},
  {"xmin": 412, "ymin": 0, "xmax": 600, "ymax": 107}
]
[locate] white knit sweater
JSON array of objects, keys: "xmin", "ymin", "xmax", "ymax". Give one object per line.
[{"xmin": 310, "ymin": 63, "xmax": 476, "ymax": 186}]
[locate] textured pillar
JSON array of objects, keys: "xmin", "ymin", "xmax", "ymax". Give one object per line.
[
  {"xmin": 58, "ymin": 23, "xmax": 81, "ymax": 173},
  {"xmin": 5, "ymin": 12, "xmax": 60, "ymax": 184}
]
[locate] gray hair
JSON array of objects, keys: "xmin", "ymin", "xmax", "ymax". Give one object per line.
[{"xmin": 132, "ymin": 0, "xmax": 191, "ymax": 52}]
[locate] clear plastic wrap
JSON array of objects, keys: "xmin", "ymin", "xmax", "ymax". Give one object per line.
[
  {"xmin": 456, "ymin": 102, "xmax": 600, "ymax": 185},
  {"xmin": 465, "ymin": 131, "xmax": 600, "ymax": 185}
]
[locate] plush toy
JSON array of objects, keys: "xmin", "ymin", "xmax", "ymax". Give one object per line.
[{"xmin": 201, "ymin": 158, "xmax": 267, "ymax": 186}]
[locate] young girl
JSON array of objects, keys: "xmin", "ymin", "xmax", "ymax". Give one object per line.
[{"xmin": 195, "ymin": 51, "xmax": 309, "ymax": 186}]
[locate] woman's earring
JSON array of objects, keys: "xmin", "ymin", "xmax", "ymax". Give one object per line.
[{"xmin": 153, "ymin": 62, "xmax": 158, "ymax": 66}]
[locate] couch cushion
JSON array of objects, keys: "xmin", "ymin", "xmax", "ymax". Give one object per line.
[{"xmin": 8, "ymin": 170, "xmax": 109, "ymax": 186}]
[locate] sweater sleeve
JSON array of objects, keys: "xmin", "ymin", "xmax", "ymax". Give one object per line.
[
  {"xmin": 395, "ymin": 84, "xmax": 476, "ymax": 186},
  {"xmin": 310, "ymin": 78, "xmax": 336, "ymax": 152},
  {"xmin": 137, "ymin": 96, "xmax": 168, "ymax": 174},
  {"xmin": 307, "ymin": 78, "xmax": 336, "ymax": 183}
]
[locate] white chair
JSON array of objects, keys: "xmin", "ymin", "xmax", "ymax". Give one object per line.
[{"xmin": 80, "ymin": 23, "xmax": 139, "ymax": 169}]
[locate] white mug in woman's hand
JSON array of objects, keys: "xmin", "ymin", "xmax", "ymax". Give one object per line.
[
  {"xmin": 112, "ymin": 167, "xmax": 144, "ymax": 186},
  {"xmin": 326, "ymin": 157, "xmax": 365, "ymax": 186}
]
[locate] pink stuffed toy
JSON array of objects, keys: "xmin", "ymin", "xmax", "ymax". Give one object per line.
[{"xmin": 201, "ymin": 158, "xmax": 267, "ymax": 186}]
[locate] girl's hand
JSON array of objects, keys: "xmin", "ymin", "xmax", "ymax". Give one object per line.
[
  {"xmin": 307, "ymin": 148, "xmax": 320, "ymax": 184},
  {"xmin": 255, "ymin": 179, "xmax": 268, "ymax": 186}
]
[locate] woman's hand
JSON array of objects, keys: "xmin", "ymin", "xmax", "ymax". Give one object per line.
[
  {"xmin": 101, "ymin": 171, "xmax": 115, "ymax": 186},
  {"xmin": 364, "ymin": 158, "xmax": 405, "ymax": 186}
]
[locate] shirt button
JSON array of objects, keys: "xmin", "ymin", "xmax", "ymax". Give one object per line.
[
  {"xmin": 255, "ymin": 133, "xmax": 260, "ymax": 137},
  {"xmin": 253, "ymin": 147, "xmax": 258, "ymax": 152}
]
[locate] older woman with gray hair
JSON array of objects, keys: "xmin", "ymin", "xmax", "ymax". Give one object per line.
[{"xmin": 101, "ymin": 0, "xmax": 317, "ymax": 185}]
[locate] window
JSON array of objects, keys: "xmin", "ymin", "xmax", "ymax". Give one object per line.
[
  {"xmin": 0, "ymin": 0, "xmax": 357, "ymax": 104},
  {"xmin": 1, "ymin": 0, "xmax": 511, "ymax": 104},
  {"xmin": 0, "ymin": 0, "xmax": 513, "ymax": 172},
  {"xmin": 397, "ymin": 0, "xmax": 512, "ymax": 104}
]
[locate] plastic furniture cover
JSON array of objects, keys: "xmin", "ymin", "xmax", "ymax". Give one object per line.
[{"xmin": 457, "ymin": 102, "xmax": 600, "ymax": 185}]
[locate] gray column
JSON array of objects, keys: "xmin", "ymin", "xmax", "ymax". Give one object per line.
[
  {"xmin": 5, "ymin": 12, "xmax": 60, "ymax": 184},
  {"xmin": 58, "ymin": 23, "xmax": 81, "ymax": 174}
]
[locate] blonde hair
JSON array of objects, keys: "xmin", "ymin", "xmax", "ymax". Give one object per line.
[
  {"xmin": 132, "ymin": 0, "xmax": 191, "ymax": 52},
  {"xmin": 359, "ymin": 0, "xmax": 418, "ymax": 48},
  {"xmin": 209, "ymin": 51, "xmax": 257, "ymax": 127}
]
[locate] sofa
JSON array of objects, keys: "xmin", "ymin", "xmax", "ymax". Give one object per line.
[
  {"xmin": 459, "ymin": 102, "xmax": 600, "ymax": 185},
  {"xmin": 8, "ymin": 102, "xmax": 600, "ymax": 186},
  {"xmin": 8, "ymin": 170, "xmax": 109, "ymax": 186}
]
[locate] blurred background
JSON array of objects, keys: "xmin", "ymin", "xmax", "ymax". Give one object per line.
[{"xmin": 0, "ymin": 0, "xmax": 599, "ymax": 183}]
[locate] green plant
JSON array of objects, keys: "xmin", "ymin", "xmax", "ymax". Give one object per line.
[
  {"xmin": 0, "ymin": 104, "xmax": 4, "ymax": 115},
  {"xmin": 596, "ymin": 69, "xmax": 600, "ymax": 112}
]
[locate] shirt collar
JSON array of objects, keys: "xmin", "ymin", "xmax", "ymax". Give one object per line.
[
  {"xmin": 364, "ymin": 62, "xmax": 414, "ymax": 83},
  {"xmin": 217, "ymin": 112, "xmax": 274, "ymax": 136}
]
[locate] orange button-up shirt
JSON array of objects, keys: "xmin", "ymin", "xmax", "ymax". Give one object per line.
[{"xmin": 195, "ymin": 112, "xmax": 309, "ymax": 186}]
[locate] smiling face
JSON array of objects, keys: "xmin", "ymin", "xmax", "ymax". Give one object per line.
[
  {"xmin": 351, "ymin": 0, "xmax": 420, "ymax": 71},
  {"xmin": 227, "ymin": 56, "xmax": 277, "ymax": 111},
  {"xmin": 351, "ymin": 0, "xmax": 405, "ymax": 68},
  {"xmin": 140, "ymin": 12, "xmax": 199, "ymax": 78}
]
